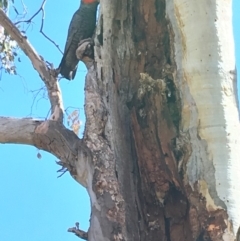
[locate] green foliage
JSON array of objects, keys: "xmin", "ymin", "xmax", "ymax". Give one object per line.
[
  {"xmin": 0, "ymin": 0, "xmax": 19, "ymax": 75},
  {"xmin": 0, "ymin": 0, "xmax": 9, "ymax": 10},
  {"xmin": 0, "ymin": 29, "xmax": 18, "ymax": 75}
]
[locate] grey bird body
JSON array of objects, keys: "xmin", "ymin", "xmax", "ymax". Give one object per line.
[{"xmin": 59, "ymin": 1, "xmax": 99, "ymax": 80}]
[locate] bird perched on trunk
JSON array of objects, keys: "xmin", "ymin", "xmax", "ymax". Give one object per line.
[{"xmin": 58, "ymin": 0, "xmax": 99, "ymax": 80}]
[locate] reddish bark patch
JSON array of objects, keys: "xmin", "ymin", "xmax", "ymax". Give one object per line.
[{"xmin": 186, "ymin": 184, "xmax": 228, "ymax": 240}]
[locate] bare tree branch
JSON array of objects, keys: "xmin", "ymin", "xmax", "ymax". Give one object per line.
[
  {"xmin": 0, "ymin": 117, "xmax": 78, "ymax": 154},
  {"xmin": 0, "ymin": 117, "xmax": 91, "ymax": 186},
  {"xmin": 14, "ymin": 0, "xmax": 46, "ymax": 25},
  {"xmin": 68, "ymin": 222, "xmax": 88, "ymax": 240},
  {"xmin": 39, "ymin": 8, "xmax": 63, "ymax": 54},
  {"xmin": 14, "ymin": 0, "xmax": 63, "ymax": 54},
  {"xmin": 0, "ymin": 117, "xmax": 38, "ymax": 145},
  {"xmin": 0, "ymin": 8, "xmax": 64, "ymax": 122}
]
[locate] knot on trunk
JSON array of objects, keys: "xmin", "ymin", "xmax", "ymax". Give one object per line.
[{"xmin": 76, "ymin": 38, "xmax": 95, "ymax": 70}]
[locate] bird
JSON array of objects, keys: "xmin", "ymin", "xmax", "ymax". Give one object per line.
[{"xmin": 58, "ymin": 0, "xmax": 99, "ymax": 80}]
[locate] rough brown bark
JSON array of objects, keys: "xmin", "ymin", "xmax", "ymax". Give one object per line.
[{"xmin": 90, "ymin": 0, "xmax": 183, "ymax": 239}]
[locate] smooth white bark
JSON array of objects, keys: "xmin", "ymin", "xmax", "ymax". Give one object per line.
[
  {"xmin": 167, "ymin": 0, "xmax": 240, "ymax": 236},
  {"xmin": 0, "ymin": 117, "xmax": 37, "ymax": 145}
]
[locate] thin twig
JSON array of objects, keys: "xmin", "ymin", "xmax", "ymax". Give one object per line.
[
  {"xmin": 56, "ymin": 160, "xmax": 69, "ymax": 178},
  {"xmin": 57, "ymin": 169, "xmax": 68, "ymax": 178},
  {"xmin": 14, "ymin": 0, "xmax": 46, "ymax": 25},
  {"xmin": 20, "ymin": 0, "xmax": 28, "ymax": 16},
  {"xmin": 29, "ymin": 85, "xmax": 46, "ymax": 115},
  {"xmin": 14, "ymin": 0, "xmax": 63, "ymax": 54},
  {"xmin": 40, "ymin": 9, "xmax": 63, "ymax": 54}
]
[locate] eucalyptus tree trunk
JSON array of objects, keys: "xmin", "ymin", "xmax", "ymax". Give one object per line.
[
  {"xmin": 0, "ymin": 0, "xmax": 239, "ymax": 241},
  {"xmin": 84, "ymin": 0, "xmax": 239, "ymax": 240}
]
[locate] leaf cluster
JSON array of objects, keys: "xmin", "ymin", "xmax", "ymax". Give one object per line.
[
  {"xmin": 0, "ymin": 30, "xmax": 18, "ymax": 75},
  {"xmin": 0, "ymin": 0, "xmax": 9, "ymax": 10},
  {"xmin": 0, "ymin": 0, "xmax": 19, "ymax": 75}
]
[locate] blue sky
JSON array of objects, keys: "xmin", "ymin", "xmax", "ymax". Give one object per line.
[
  {"xmin": 0, "ymin": 1, "xmax": 90, "ymax": 241},
  {"xmin": 0, "ymin": 1, "xmax": 239, "ymax": 241}
]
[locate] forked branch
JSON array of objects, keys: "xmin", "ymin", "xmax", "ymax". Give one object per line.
[
  {"xmin": 14, "ymin": 0, "xmax": 63, "ymax": 54},
  {"xmin": 0, "ymin": 117, "xmax": 78, "ymax": 159},
  {"xmin": 0, "ymin": 9, "xmax": 64, "ymax": 122},
  {"xmin": 14, "ymin": 0, "xmax": 46, "ymax": 25},
  {"xmin": 0, "ymin": 117, "xmax": 92, "ymax": 186}
]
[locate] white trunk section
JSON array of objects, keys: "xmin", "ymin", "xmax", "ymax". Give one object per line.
[
  {"xmin": 0, "ymin": 117, "xmax": 36, "ymax": 144},
  {"xmin": 166, "ymin": 0, "xmax": 240, "ymax": 237}
]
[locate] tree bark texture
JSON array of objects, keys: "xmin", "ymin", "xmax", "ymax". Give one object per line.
[
  {"xmin": 88, "ymin": 0, "xmax": 188, "ymax": 239},
  {"xmin": 0, "ymin": 0, "xmax": 239, "ymax": 241},
  {"xmin": 84, "ymin": 0, "xmax": 240, "ymax": 240}
]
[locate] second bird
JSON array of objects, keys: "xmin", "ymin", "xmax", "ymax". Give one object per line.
[{"xmin": 59, "ymin": 0, "xmax": 99, "ymax": 80}]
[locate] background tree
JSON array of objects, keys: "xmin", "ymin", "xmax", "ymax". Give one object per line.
[{"xmin": 0, "ymin": 0, "xmax": 240, "ymax": 241}]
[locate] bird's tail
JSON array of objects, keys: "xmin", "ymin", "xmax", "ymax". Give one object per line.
[{"xmin": 59, "ymin": 58, "xmax": 77, "ymax": 80}]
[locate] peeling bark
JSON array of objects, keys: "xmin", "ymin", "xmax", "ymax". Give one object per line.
[{"xmin": 166, "ymin": 0, "xmax": 240, "ymax": 239}]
